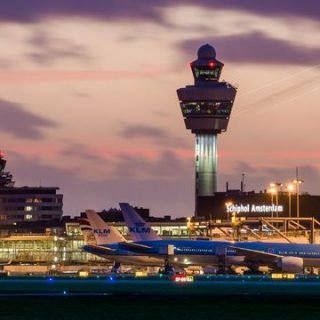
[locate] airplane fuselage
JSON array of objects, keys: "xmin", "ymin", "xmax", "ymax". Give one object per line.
[{"xmin": 83, "ymin": 239, "xmax": 320, "ymax": 268}]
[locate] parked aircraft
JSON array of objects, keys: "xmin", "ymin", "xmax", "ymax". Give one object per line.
[
  {"xmin": 83, "ymin": 204, "xmax": 320, "ymax": 274},
  {"xmin": 81, "ymin": 210, "xmax": 163, "ymax": 272}
]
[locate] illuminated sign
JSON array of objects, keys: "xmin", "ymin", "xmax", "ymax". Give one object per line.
[
  {"xmin": 174, "ymin": 275, "xmax": 194, "ymax": 283},
  {"xmin": 226, "ymin": 204, "xmax": 284, "ymax": 214}
]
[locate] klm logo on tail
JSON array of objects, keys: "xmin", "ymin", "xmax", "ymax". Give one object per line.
[
  {"xmin": 129, "ymin": 222, "xmax": 151, "ymax": 234},
  {"xmin": 93, "ymin": 229, "xmax": 111, "ymax": 236}
]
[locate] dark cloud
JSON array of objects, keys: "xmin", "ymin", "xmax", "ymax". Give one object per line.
[
  {"xmin": 0, "ymin": 1, "xmax": 319, "ymax": 24},
  {"xmin": 0, "ymin": 99, "xmax": 56, "ymax": 139},
  {"xmin": 197, "ymin": 0, "xmax": 320, "ymax": 20},
  {"xmin": 121, "ymin": 124, "xmax": 188, "ymax": 147},
  {"xmin": 180, "ymin": 32, "xmax": 320, "ymax": 65},
  {"xmin": 27, "ymin": 31, "xmax": 92, "ymax": 65},
  {"xmin": 0, "ymin": 0, "xmax": 164, "ymax": 23},
  {"xmin": 112, "ymin": 150, "xmax": 192, "ymax": 179},
  {"xmin": 9, "ymin": 151, "xmax": 193, "ymax": 216},
  {"xmin": 7, "ymin": 152, "xmax": 320, "ymax": 217},
  {"xmin": 62, "ymin": 144, "xmax": 106, "ymax": 164},
  {"xmin": 122, "ymin": 125, "xmax": 167, "ymax": 140}
]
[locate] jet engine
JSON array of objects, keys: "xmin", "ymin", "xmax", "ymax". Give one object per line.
[{"xmin": 278, "ymin": 256, "xmax": 304, "ymax": 273}]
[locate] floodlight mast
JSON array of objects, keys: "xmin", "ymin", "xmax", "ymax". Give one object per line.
[{"xmin": 177, "ymin": 44, "xmax": 237, "ymax": 216}]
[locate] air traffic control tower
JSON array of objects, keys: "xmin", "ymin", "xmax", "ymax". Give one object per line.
[{"xmin": 177, "ymin": 44, "xmax": 237, "ymax": 216}]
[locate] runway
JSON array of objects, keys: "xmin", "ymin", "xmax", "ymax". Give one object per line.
[{"xmin": 1, "ymin": 274, "xmax": 320, "ymax": 297}]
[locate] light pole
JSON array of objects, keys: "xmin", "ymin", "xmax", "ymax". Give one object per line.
[
  {"xmin": 293, "ymin": 179, "xmax": 303, "ymax": 218},
  {"xmin": 187, "ymin": 217, "xmax": 192, "ymax": 238},
  {"xmin": 225, "ymin": 201, "xmax": 233, "ymax": 221},
  {"xmin": 269, "ymin": 182, "xmax": 283, "ymax": 218},
  {"xmin": 268, "ymin": 184, "xmax": 276, "ymax": 218},
  {"xmin": 287, "ymin": 183, "xmax": 295, "ymax": 218}
]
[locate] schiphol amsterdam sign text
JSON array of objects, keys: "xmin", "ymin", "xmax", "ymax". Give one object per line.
[{"xmin": 226, "ymin": 204, "xmax": 284, "ymax": 214}]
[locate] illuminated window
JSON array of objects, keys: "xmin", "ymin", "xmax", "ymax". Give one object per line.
[
  {"xmin": 192, "ymin": 65, "xmax": 221, "ymax": 81},
  {"xmin": 25, "ymin": 214, "xmax": 32, "ymax": 220},
  {"xmin": 24, "ymin": 206, "xmax": 33, "ymax": 212}
]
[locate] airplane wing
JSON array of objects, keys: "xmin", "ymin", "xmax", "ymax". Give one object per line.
[
  {"xmin": 82, "ymin": 244, "xmax": 115, "ymax": 254},
  {"xmin": 228, "ymin": 246, "xmax": 282, "ymax": 264},
  {"xmin": 0, "ymin": 259, "xmax": 12, "ymax": 266},
  {"xmin": 119, "ymin": 242, "xmax": 152, "ymax": 252}
]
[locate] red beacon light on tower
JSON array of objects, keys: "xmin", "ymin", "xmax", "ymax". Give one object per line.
[{"xmin": 208, "ymin": 61, "xmax": 215, "ymax": 68}]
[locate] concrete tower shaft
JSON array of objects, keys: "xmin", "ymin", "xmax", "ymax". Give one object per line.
[
  {"xmin": 177, "ymin": 44, "xmax": 237, "ymax": 216},
  {"xmin": 196, "ymin": 133, "xmax": 217, "ymax": 195}
]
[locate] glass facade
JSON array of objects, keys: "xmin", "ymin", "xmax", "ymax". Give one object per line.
[
  {"xmin": 192, "ymin": 65, "xmax": 221, "ymax": 81},
  {"xmin": 181, "ymin": 101, "xmax": 232, "ymax": 117},
  {"xmin": 0, "ymin": 222, "xmax": 197, "ymax": 266}
]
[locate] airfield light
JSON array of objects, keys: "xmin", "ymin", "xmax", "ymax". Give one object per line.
[{"xmin": 174, "ymin": 275, "xmax": 194, "ymax": 282}]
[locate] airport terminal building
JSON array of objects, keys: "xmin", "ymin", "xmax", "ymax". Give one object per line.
[{"xmin": 197, "ymin": 186, "xmax": 320, "ymax": 220}]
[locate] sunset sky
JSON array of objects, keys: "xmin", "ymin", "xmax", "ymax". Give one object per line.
[{"xmin": 0, "ymin": 1, "xmax": 319, "ymax": 216}]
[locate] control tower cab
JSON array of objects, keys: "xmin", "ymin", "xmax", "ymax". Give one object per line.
[{"xmin": 177, "ymin": 44, "xmax": 237, "ymax": 216}]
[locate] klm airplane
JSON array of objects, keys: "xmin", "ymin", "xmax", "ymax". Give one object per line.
[
  {"xmin": 82, "ymin": 204, "xmax": 320, "ymax": 274},
  {"xmin": 81, "ymin": 210, "xmax": 163, "ymax": 271}
]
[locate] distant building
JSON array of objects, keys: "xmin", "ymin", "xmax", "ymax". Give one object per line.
[
  {"xmin": 0, "ymin": 151, "xmax": 63, "ymax": 225},
  {"xmin": 197, "ymin": 183, "xmax": 320, "ymax": 220}
]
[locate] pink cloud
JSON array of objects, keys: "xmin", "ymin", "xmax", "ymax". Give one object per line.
[{"xmin": 0, "ymin": 68, "xmax": 176, "ymax": 83}]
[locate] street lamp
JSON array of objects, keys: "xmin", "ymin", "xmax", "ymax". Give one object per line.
[
  {"xmin": 287, "ymin": 183, "xmax": 295, "ymax": 218},
  {"xmin": 274, "ymin": 182, "xmax": 283, "ymax": 218},
  {"xmin": 269, "ymin": 182, "xmax": 283, "ymax": 218},
  {"xmin": 187, "ymin": 217, "xmax": 192, "ymax": 238},
  {"xmin": 268, "ymin": 185, "xmax": 277, "ymax": 218},
  {"xmin": 293, "ymin": 178, "xmax": 304, "ymax": 218},
  {"xmin": 225, "ymin": 201, "xmax": 233, "ymax": 221}
]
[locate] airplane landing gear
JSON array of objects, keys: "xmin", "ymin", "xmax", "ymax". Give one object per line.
[
  {"xmin": 243, "ymin": 263, "xmax": 264, "ymax": 275},
  {"xmin": 164, "ymin": 265, "xmax": 175, "ymax": 275},
  {"xmin": 111, "ymin": 262, "xmax": 121, "ymax": 273},
  {"xmin": 159, "ymin": 259, "xmax": 175, "ymax": 275}
]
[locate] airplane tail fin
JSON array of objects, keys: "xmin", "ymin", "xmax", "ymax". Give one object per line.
[
  {"xmin": 119, "ymin": 203, "xmax": 162, "ymax": 242},
  {"xmin": 79, "ymin": 217, "xmax": 96, "ymax": 245},
  {"xmin": 84, "ymin": 210, "xmax": 126, "ymax": 245}
]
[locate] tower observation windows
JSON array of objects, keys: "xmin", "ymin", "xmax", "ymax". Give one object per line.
[
  {"xmin": 192, "ymin": 65, "xmax": 221, "ymax": 81},
  {"xmin": 181, "ymin": 101, "xmax": 232, "ymax": 117}
]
